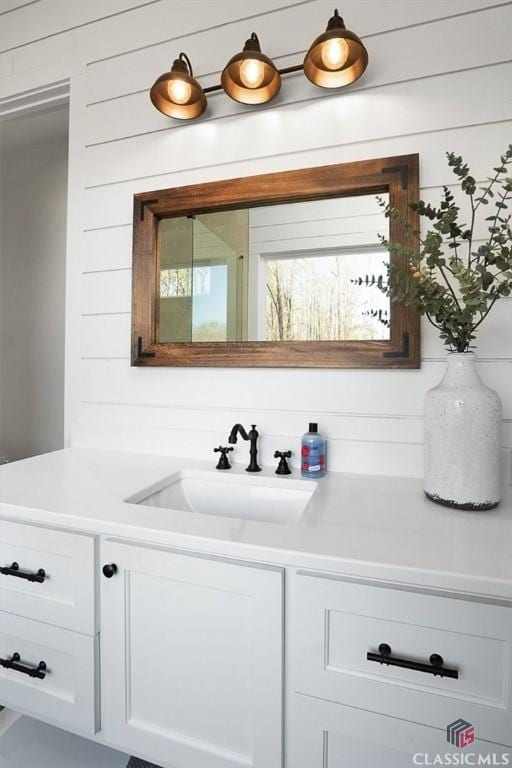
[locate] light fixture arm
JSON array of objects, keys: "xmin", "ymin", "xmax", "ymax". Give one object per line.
[
  {"xmin": 276, "ymin": 64, "xmax": 303, "ymax": 77},
  {"xmin": 178, "ymin": 51, "xmax": 193, "ymax": 76},
  {"xmin": 327, "ymin": 9, "xmax": 346, "ymax": 30},
  {"xmin": 244, "ymin": 32, "xmax": 261, "ymax": 52}
]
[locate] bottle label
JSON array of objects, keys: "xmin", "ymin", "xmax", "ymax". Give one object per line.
[{"xmin": 302, "ymin": 444, "xmax": 325, "ymax": 475}]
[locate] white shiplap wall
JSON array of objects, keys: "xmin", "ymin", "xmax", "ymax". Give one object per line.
[{"xmin": 1, "ymin": 0, "xmax": 511, "ymax": 478}]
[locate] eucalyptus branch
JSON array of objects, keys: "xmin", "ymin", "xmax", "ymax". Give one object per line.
[
  {"xmin": 467, "ymin": 194, "xmax": 476, "ymax": 267},
  {"xmin": 425, "ymin": 311, "xmax": 445, "ymax": 333},
  {"xmin": 488, "ymin": 189, "xmax": 511, "ymax": 251},
  {"xmin": 360, "ymin": 145, "xmax": 512, "ymax": 353},
  {"xmin": 450, "ymin": 235, "xmax": 461, "ymax": 265},
  {"xmin": 474, "ymin": 168, "xmax": 501, "ymax": 212},
  {"xmin": 471, "ymin": 295, "xmax": 499, "ymax": 332},
  {"xmin": 438, "ymin": 264, "xmax": 462, "ymax": 311}
]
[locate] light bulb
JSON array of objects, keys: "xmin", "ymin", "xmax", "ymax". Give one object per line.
[
  {"xmin": 321, "ymin": 37, "xmax": 349, "ymax": 70},
  {"xmin": 239, "ymin": 58, "xmax": 265, "ymax": 89},
  {"xmin": 168, "ymin": 77, "xmax": 192, "ymax": 105}
]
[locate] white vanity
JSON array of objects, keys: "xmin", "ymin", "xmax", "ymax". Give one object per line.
[{"xmin": 1, "ymin": 448, "xmax": 511, "ymax": 767}]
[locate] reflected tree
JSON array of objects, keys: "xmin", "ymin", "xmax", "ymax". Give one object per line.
[{"xmin": 266, "ymin": 254, "xmax": 381, "ymax": 341}]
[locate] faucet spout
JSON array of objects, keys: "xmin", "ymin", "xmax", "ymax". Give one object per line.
[
  {"xmin": 228, "ymin": 423, "xmax": 261, "ymax": 472},
  {"xmin": 228, "ymin": 423, "xmax": 249, "ymax": 444}
]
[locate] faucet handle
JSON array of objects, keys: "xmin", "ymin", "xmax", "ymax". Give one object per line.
[
  {"xmin": 274, "ymin": 450, "xmax": 292, "ymax": 475},
  {"xmin": 214, "ymin": 445, "xmax": 234, "ymax": 471}
]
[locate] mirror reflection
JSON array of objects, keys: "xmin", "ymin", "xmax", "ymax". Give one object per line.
[{"xmin": 157, "ymin": 193, "xmax": 389, "ymax": 343}]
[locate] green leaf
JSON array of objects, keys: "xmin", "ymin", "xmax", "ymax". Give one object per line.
[{"xmin": 482, "ymin": 272, "xmax": 494, "ymax": 289}]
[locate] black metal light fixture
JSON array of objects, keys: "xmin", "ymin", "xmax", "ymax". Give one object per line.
[
  {"xmin": 150, "ymin": 52, "xmax": 207, "ymax": 120},
  {"xmin": 149, "ymin": 9, "xmax": 367, "ymax": 121},
  {"xmin": 303, "ymin": 9, "xmax": 368, "ymax": 88},
  {"xmin": 221, "ymin": 33, "xmax": 281, "ymax": 105}
]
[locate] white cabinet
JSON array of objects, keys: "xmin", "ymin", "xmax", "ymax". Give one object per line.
[
  {"xmin": 3, "ymin": 515, "xmax": 511, "ymax": 768},
  {"xmin": 100, "ymin": 539, "xmax": 283, "ymax": 768}
]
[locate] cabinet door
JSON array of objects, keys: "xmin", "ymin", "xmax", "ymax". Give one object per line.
[{"xmin": 100, "ymin": 539, "xmax": 283, "ymax": 768}]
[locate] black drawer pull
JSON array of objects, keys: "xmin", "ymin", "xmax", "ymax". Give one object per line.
[
  {"xmin": 102, "ymin": 563, "xmax": 118, "ymax": 579},
  {"xmin": 0, "ymin": 562, "xmax": 46, "ymax": 583},
  {"xmin": 0, "ymin": 652, "xmax": 47, "ymax": 680},
  {"xmin": 367, "ymin": 643, "xmax": 458, "ymax": 679}
]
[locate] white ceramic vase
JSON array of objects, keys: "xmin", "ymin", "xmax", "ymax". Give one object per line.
[{"xmin": 424, "ymin": 352, "xmax": 502, "ymax": 510}]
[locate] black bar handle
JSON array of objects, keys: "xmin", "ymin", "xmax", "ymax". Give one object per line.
[
  {"xmin": 0, "ymin": 652, "xmax": 47, "ymax": 680},
  {"xmin": 367, "ymin": 643, "xmax": 458, "ymax": 679},
  {"xmin": 0, "ymin": 561, "xmax": 46, "ymax": 583}
]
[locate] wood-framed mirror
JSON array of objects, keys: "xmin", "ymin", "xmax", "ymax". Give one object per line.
[{"xmin": 131, "ymin": 154, "xmax": 420, "ymax": 368}]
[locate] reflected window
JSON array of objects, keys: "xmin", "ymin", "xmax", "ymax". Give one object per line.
[
  {"xmin": 160, "ymin": 267, "xmax": 192, "ymax": 298},
  {"xmin": 191, "ymin": 264, "xmax": 227, "ymax": 341},
  {"xmin": 264, "ymin": 249, "xmax": 389, "ymax": 342},
  {"xmin": 160, "ymin": 266, "xmax": 212, "ymax": 298}
]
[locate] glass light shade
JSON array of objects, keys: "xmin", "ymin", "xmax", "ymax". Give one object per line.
[
  {"xmin": 150, "ymin": 56, "xmax": 206, "ymax": 120},
  {"xmin": 304, "ymin": 10, "xmax": 368, "ymax": 88},
  {"xmin": 221, "ymin": 34, "xmax": 281, "ymax": 105}
]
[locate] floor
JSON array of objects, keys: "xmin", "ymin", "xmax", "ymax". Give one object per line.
[{"xmin": 0, "ymin": 713, "xmax": 128, "ymax": 768}]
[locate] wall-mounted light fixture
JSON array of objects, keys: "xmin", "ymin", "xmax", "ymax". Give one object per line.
[
  {"xmin": 149, "ymin": 52, "xmax": 207, "ymax": 119},
  {"xmin": 221, "ymin": 33, "xmax": 281, "ymax": 105},
  {"xmin": 149, "ymin": 9, "xmax": 367, "ymax": 120},
  {"xmin": 303, "ymin": 9, "xmax": 368, "ymax": 88}
]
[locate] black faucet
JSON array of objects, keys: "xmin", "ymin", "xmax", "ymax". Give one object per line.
[{"xmin": 228, "ymin": 424, "xmax": 261, "ymax": 472}]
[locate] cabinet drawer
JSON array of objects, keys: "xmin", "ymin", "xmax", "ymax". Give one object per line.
[
  {"xmin": 0, "ymin": 611, "xmax": 99, "ymax": 734},
  {"xmin": 0, "ymin": 519, "xmax": 95, "ymax": 634},
  {"xmin": 295, "ymin": 572, "xmax": 512, "ymax": 746},
  {"xmin": 290, "ymin": 694, "xmax": 511, "ymax": 768}
]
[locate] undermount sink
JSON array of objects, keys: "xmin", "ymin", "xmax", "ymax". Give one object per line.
[{"xmin": 127, "ymin": 469, "xmax": 317, "ymax": 524}]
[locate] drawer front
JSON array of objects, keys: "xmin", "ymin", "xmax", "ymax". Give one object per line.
[
  {"xmin": 0, "ymin": 519, "xmax": 95, "ymax": 634},
  {"xmin": 295, "ymin": 572, "xmax": 512, "ymax": 746},
  {"xmin": 290, "ymin": 694, "xmax": 511, "ymax": 768},
  {"xmin": 0, "ymin": 611, "xmax": 99, "ymax": 734}
]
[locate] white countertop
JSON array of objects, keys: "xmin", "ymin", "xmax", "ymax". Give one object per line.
[{"xmin": 1, "ymin": 448, "xmax": 511, "ymax": 599}]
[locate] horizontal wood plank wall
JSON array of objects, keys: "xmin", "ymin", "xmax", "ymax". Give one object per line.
[{"xmin": 1, "ymin": 0, "xmax": 511, "ymax": 478}]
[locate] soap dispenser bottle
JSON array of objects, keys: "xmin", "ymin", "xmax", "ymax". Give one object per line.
[{"xmin": 301, "ymin": 423, "xmax": 326, "ymax": 478}]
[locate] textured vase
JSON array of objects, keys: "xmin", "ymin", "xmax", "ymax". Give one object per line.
[{"xmin": 424, "ymin": 352, "xmax": 502, "ymax": 510}]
